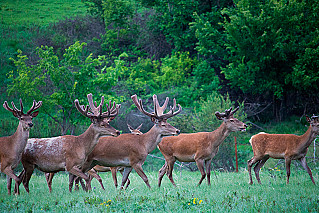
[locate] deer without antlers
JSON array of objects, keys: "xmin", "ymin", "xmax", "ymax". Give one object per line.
[
  {"xmin": 248, "ymin": 115, "xmax": 319, "ymax": 185},
  {"xmin": 16, "ymin": 94, "xmax": 120, "ymax": 193},
  {"xmin": 158, "ymin": 107, "xmax": 247, "ymax": 187},
  {"xmin": 0, "ymin": 99, "xmax": 42, "ymax": 195},
  {"xmin": 69, "ymin": 94, "xmax": 182, "ymax": 190}
]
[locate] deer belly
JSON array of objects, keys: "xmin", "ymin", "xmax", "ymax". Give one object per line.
[
  {"xmin": 175, "ymin": 154, "xmax": 195, "ymax": 162},
  {"xmin": 267, "ymin": 151, "xmax": 285, "ymax": 159},
  {"xmin": 96, "ymin": 158, "xmax": 131, "ymax": 167},
  {"xmin": 36, "ymin": 161, "xmax": 66, "ymax": 173}
]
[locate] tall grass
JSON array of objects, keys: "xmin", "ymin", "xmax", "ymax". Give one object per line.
[{"xmin": 1, "ymin": 170, "xmax": 318, "ymax": 212}]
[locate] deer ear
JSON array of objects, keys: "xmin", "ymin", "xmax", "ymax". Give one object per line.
[
  {"xmin": 30, "ymin": 111, "xmax": 39, "ymax": 118},
  {"xmin": 306, "ymin": 116, "xmax": 311, "ymax": 123}
]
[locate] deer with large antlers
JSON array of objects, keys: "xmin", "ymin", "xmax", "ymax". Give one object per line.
[
  {"xmin": 0, "ymin": 99, "xmax": 42, "ymax": 195},
  {"xmin": 16, "ymin": 94, "xmax": 120, "ymax": 193},
  {"xmin": 158, "ymin": 107, "xmax": 247, "ymax": 187},
  {"xmin": 248, "ymin": 115, "xmax": 319, "ymax": 185},
  {"xmin": 69, "ymin": 94, "xmax": 182, "ymax": 190}
]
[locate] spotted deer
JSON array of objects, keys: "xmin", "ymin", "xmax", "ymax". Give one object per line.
[{"xmin": 16, "ymin": 94, "xmax": 120, "ymax": 193}]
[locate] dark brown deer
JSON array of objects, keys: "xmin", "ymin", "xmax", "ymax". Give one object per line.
[
  {"xmin": 69, "ymin": 94, "xmax": 182, "ymax": 190},
  {"xmin": 16, "ymin": 94, "xmax": 120, "ymax": 193},
  {"xmin": 0, "ymin": 99, "xmax": 42, "ymax": 195},
  {"xmin": 158, "ymin": 107, "xmax": 247, "ymax": 187},
  {"xmin": 248, "ymin": 115, "xmax": 319, "ymax": 185}
]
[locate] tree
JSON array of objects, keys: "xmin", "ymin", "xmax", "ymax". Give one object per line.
[
  {"xmin": 221, "ymin": 0, "xmax": 319, "ymax": 119},
  {"xmin": 8, "ymin": 41, "xmax": 122, "ymax": 135}
]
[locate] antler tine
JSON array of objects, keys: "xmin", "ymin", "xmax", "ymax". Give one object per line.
[
  {"xmin": 158, "ymin": 98, "xmax": 182, "ymax": 120},
  {"xmin": 3, "ymin": 101, "xmax": 15, "ymax": 113},
  {"xmin": 131, "ymin": 94, "xmax": 154, "ymax": 118},
  {"xmin": 11, "ymin": 101, "xmax": 22, "ymax": 114},
  {"xmin": 230, "ymin": 106, "xmax": 239, "ymax": 116},
  {"xmin": 136, "ymin": 123, "xmax": 143, "ymax": 130},
  {"xmin": 154, "ymin": 95, "xmax": 169, "ymax": 116},
  {"xmin": 75, "ymin": 99, "xmax": 93, "ymax": 118},
  {"xmin": 26, "ymin": 100, "xmax": 43, "ymax": 115},
  {"xmin": 87, "ymin": 93, "xmax": 99, "ymax": 116},
  {"xmin": 19, "ymin": 99, "xmax": 24, "ymax": 114}
]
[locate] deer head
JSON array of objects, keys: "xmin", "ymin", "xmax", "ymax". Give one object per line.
[
  {"xmin": 131, "ymin": 94, "xmax": 182, "ymax": 136},
  {"xmin": 75, "ymin": 94, "xmax": 120, "ymax": 137},
  {"xmin": 3, "ymin": 99, "xmax": 42, "ymax": 130},
  {"xmin": 127, "ymin": 123, "xmax": 143, "ymax": 135},
  {"xmin": 306, "ymin": 115, "xmax": 319, "ymax": 133},
  {"xmin": 215, "ymin": 107, "xmax": 247, "ymax": 132}
]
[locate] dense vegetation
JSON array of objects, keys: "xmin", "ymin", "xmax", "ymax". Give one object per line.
[{"xmin": 1, "ymin": 0, "xmax": 319, "ymax": 172}]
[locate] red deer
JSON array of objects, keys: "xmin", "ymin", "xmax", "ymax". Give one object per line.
[
  {"xmin": 158, "ymin": 107, "xmax": 247, "ymax": 187},
  {"xmin": 16, "ymin": 94, "xmax": 120, "ymax": 193},
  {"xmin": 248, "ymin": 115, "xmax": 319, "ymax": 185},
  {"xmin": 69, "ymin": 94, "xmax": 182, "ymax": 190},
  {"xmin": 0, "ymin": 99, "xmax": 42, "ymax": 195}
]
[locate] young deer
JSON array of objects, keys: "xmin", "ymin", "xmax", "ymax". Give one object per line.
[
  {"xmin": 17, "ymin": 94, "xmax": 120, "ymax": 193},
  {"xmin": 69, "ymin": 94, "xmax": 182, "ymax": 190},
  {"xmin": 0, "ymin": 99, "xmax": 42, "ymax": 195},
  {"xmin": 248, "ymin": 115, "xmax": 319, "ymax": 185},
  {"xmin": 158, "ymin": 107, "xmax": 247, "ymax": 187},
  {"xmin": 67, "ymin": 123, "xmax": 143, "ymax": 191}
]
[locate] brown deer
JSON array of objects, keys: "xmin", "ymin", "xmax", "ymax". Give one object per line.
[
  {"xmin": 69, "ymin": 94, "xmax": 182, "ymax": 190},
  {"xmin": 248, "ymin": 115, "xmax": 319, "ymax": 185},
  {"xmin": 0, "ymin": 99, "xmax": 42, "ymax": 195},
  {"xmin": 158, "ymin": 107, "xmax": 247, "ymax": 187},
  {"xmin": 65, "ymin": 123, "xmax": 143, "ymax": 191},
  {"xmin": 16, "ymin": 94, "xmax": 120, "ymax": 193}
]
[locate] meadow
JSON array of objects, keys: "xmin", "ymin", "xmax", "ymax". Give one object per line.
[{"xmin": 1, "ymin": 168, "xmax": 319, "ymax": 212}]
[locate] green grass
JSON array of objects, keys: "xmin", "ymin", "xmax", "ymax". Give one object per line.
[
  {"xmin": 1, "ymin": 169, "xmax": 319, "ymax": 212},
  {"xmin": 0, "ymin": 0, "xmax": 87, "ymax": 27}
]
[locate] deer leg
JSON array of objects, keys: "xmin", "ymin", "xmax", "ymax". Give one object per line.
[
  {"xmin": 88, "ymin": 169, "xmax": 105, "ymax": 190},
  {"xmin": 205, "ymin": 159, "xmax": 212, "ymax": 186},
  {"xmin": 22, "ymin": 165, "xmax": 35, "ymax": 193},
  {"xmin": 132, "ymin": 164, "xmax": 151, "ymax": 189},
  {"xmin": 285, "ymin": 157, "xmax": 292, "ymax": 184},
  {"xmin": 6, "ymin": 176, "xmax": 12, "ymax": 195},
  {"xmin": 14, "ymin": 169, "xmax": 25, "ymax": 194},
  {"xmin": 120, "ymin": 167, "xmax": 132, "ymax": 189},
  {"xmin": 158, "ymin": 162, "xmax": 167, "ymax": 187},
  {"xmin": 45, "ymin": 173, "xmax": 55, "ymax": 193},
  {"xmin": 254, "ymin": 156, "xmax": 269, "ymax": 184},
  {"xmin": 111, "ymin": 167, "xmax": 118, "ymax": 188},
  {"xmin": 299, "ymin": 157, "xmax": 315, "ymax": 185},
  {"xmin": 166, "ymin": 159, "xmax": 177, "ymax": 187},
  {"xmin": 195, "ymin": 159, "xmax": 206, "ymax": 186},
  {"xmin": 247, "ymin": 156, "xmax": 261, "ymax": 185}
]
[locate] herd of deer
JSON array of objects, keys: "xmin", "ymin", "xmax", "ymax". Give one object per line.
[{"xmin": 0, "ymin": 93, "xmax": 317, "ymax": 195}]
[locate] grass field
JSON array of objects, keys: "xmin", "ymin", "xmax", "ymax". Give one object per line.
[
  {"xmin": 1, "ymin": 169, "xmax": 319, "ymax": 212},
  {"xmin": 0, "ymin": 0, "xmax": 86, "ymax": 27}
]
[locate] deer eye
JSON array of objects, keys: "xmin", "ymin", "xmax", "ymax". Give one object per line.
[{"xmin": 230, "ymin": 119, "xmax": 234, "ymax": 122}]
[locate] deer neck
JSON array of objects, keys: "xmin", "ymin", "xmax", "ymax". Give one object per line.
[
  {"xmin": 208, "ymin": 122, "xmax": 231, "ymax": 148},
  {"xmin": 12, "ymin": 122, "xmax": 30, "ymax": 155},
  {"xmin": 298, "ymin": 126, "xmax": 318, "ymax": 151},
  {"xmin": 77, "ymin": 124, "xmax": 102, "ymax": 155},
  {"xmin": 141, "ymin": 125, "xmax": 165, "ymax": 154}
]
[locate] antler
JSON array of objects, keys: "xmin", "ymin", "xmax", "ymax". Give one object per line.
[
  {"xmin": 131, "ymin": 94, "xmax": 182, "ymax": 121},
  {"xmin": 215, "ymin": 106, "xmax": 239, "ymax": 119},
  {"xmin": 3, "ymin": 99, "xmax": 42, "ymax": 118},
  {"xmin": 75, "ymin": 94, "xmax": 120, "ymax": 119}
]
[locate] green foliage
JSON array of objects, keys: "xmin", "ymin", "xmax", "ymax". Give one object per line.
[
  {"xmin": 221, "ymin": 0, "xmax": 319, "ymax": 98},
  {"xmin": 7, "ymin": 41, "xmax": 120, "ymax": 135}
]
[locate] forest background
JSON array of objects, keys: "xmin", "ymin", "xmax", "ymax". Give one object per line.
[{"xmin": 1, "ymin": 0, "xmax": 319, "ymax": 172}]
